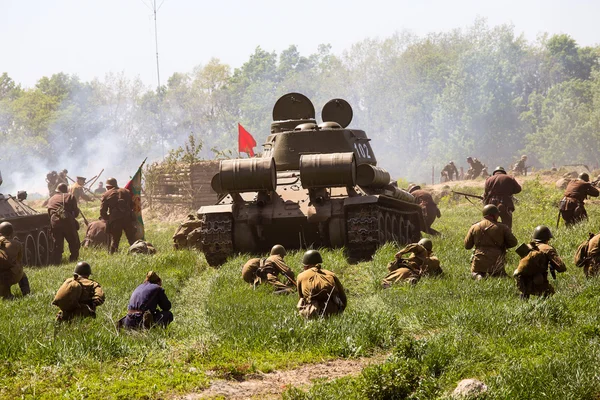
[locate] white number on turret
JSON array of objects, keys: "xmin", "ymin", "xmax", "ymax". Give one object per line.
[{"xmin": 354, "ymin": 143, "xmax": 371, "ymax": 159}]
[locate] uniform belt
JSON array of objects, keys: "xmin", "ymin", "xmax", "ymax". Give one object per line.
[{"xmin": 127, "ymin": 309, "xmax": 147, "ymax": 314}]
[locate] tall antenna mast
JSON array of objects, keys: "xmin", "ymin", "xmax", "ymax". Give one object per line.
[{"xmin": 153, "ymin": 0, "xmax": 161, "ymax": 91}]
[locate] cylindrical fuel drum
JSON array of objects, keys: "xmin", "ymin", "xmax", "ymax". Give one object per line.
[
  {"xmin": 212, "ymin": 158, "xmax": 277, "ymax": 193},
  {"xmin": 356, "ymin": 164, "xmax": 391, "ymax": 188},
  {"xmin": 389, "ymin": 187, "xmax": 416, "ymax": 203},
  {"xmin": 299, "ymin": 152, "xmax": 356, "ymax": 188}
]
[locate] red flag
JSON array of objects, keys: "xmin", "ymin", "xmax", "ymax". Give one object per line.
[{"xmin": 238, "ymin": 123, "xmax": 256, "ymax": 157}]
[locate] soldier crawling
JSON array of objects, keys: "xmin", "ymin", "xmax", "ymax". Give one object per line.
[
  {"xmin": 382, "ymin": 238, "xmax": 442, "ymax": 288},
  {"xmin": 242, "ymin": 245, "xmax": 296, "ymax": 294}
]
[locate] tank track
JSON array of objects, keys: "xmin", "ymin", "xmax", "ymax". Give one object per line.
[
  {"xmin": 200, "ymin": 213, "xmax": 233, "ymax": 267},
  {"xmin": 346, "ymin": 204, "xmax": 421, "ymax": 260}
]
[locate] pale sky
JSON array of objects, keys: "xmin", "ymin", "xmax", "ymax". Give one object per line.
[{"xmin": 2, "ymin": 0, "xmax": 599, "ymax": 88}]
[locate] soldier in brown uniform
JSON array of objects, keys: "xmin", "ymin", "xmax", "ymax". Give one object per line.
[
  {"xmin": 440, "ymin": 161, "xmax": 459, "ymax": 182},
  {"xmin": 69, "ymin": 176, "xmax": 93, "ymax": 202},
  {"xmin": 81, "ymin": 219, "xmax": 109, "ymax": 249},
  {"xmin": 241, "ymin": 245, "xmax": 296, "ymax": 294},
  {"xmin": 464, "ymin": 204, "xmax": 518, "ymax": 279},
  {"xmin": 579, "ymin": 232, "xmax": 600, "ymax": 278},
  {"xmin": 513, "ymin": 226, "xmax": 566, "ymax": 299},
  {"xmin": 465, "ymin": 157, "xmax": 486, "ymax": 179},
  {"xmin": 0, "ymin": 222, "xmax": 30, "ymax": 298},
  {"xmin": 47, "ymin": 183, "xmax": 80, "ymax": 264},
  {"xmin": 53, "ymin": 261, "xmax": 105, "ymax": 322},
  {"xmin": 511, "ymin": 155, "xmax": 528, "ymax": 176},
  {"xmin": 417, "ymin": 238, "xmax": 443, "ymax": 277},
  {"xmin": 559, "ymin": 173, "xmax": 599, "ymax": 226},
  {"xmin": 408, "ymin": 185, "xmax": 441, "ymax": 235},
  {"xmin": 382, "ymin": 238, "xmax": 442, "ymax": 288},
  {"xmin": 57, "ymin": 169, "xmax": 68, "ymax": 185},
  {"xmin": 483, "ymin": 166, "xmax": 522, "ymax": 230},
  {"xmin": 296, "ymin": 250, "xmax": 347, "ymax": 319},
  {"xmin": 100, "ymin": 178, "xmax": 137, "ymax": 253}
]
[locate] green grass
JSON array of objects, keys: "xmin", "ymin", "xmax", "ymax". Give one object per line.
[{"xmin": 2, "ymin": 177, "xmax": 600, "ymax": 398}]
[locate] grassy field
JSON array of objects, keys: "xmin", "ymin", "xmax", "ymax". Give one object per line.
[{"xmin": 2, "ymin": 177, "xmax": 600, "ymax": 399}]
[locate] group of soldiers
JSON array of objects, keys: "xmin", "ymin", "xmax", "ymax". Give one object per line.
[{"xmin": 440, "ymin": 155, "xmax": 529, "ymax": 183}]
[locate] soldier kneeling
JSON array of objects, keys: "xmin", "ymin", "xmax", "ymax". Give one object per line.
[
  {"xmin": 513, "ymin": 226, "xmax": 566, "ymax": 299},
  {"xmin": 242, "ymin": 245, "xmax": 296, "ymax": 294},
  {"xmin": 53, "ymin": 262, "xmax": 105, "ymax": 321},
  {"xmin": 117, "ymin": 271, "xmax": 173, "ymax": 329}
]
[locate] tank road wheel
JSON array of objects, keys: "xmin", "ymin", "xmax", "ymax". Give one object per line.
[
  {"xmin": 22, "ymin": 234, "xmax": 37, "ymax": 266},
  {"xmin": 36, "ymin": 230, "xmax": 50, "ymax": 266}
]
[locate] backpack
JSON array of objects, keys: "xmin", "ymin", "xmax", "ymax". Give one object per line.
[
  {"xmin": 128, "ymin": 240, "xmax": 157, "ymax": 255},
  {"xmin": 574, "ymin": 233, "xmax": 595, "ymax": 268},
  {"xmin": 52, "ymin": 277, "xmax": 83, "ymax": 311},
  {"xmin": 514, "ymin": 243, "xmax": 547, "ymax": 276},
  {"xmin": 52, "ymin": 194, "xmax": 69, "ymax": 221}
]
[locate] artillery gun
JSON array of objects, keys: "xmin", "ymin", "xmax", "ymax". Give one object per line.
[
  {"xmin": 0, "ymin": 170, "xmax": 52, "ymax": 265},
  {"xmin": 194, "ymin": 93, "xmax": 424, "ymax": 266}
]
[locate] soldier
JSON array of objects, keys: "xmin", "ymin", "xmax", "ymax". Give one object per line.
[
  {"xmin": 483, "ymin": 166, "xmax": 522, "ymax": 230},
  {"xmin": 583, "ymin": 232, "xmax": 600, "ymax": 277},
  {"xmin": 513, "ymin": 226, "xmax": 566, "ymax": 299},
  {"xmin": 511, "ymin": 155, "xmax": 528, "ymax": 176},
  {"xmin": 100, "ymin": 178, "xmax": 137, "ymax": 253},
  {"xmin": 559, "ymin": 173, "xmax": 599, "ymax": 226},
  {"xmin": 47, "ymin": 183, "xmax": 80, "ymax": 264},
  {"xmin": 241, "ymin": 244, "xmax": 296, "ymax": 294},
  {"xmin": 70, "ymin": 176, "xmax": 93, "ymax": 202},
  {"xmin": 440, "ymin": 161, "xmax": 459, "ymax": 182},
  {"xmin": 52, "ymin": 261, "xmax": 105, "ymax": 322},
  {"xmin": 296, "ymin": 250, "xmax": 347, "ymax": 319},
  {"xmin": 408, "ymin": 184, "xmax": 441, "ymax": 235},
  {"xmin": 81, "ymin": 219, "xmax": 109, "ymax": 249},
  {"xmin": 46, "ymin": 171, "xmax": 58, "ymax": 197},
  {"xmin": 94, "ymin": 181, "xmax": 107, "ymax": 195},
  {"xmin": 57, "ymin": 169, "xmax": 68, "ymax": 185},
  {"xmin": 464, "ymin": 205, "xmax": 518, "ymax": 279},
  {"xmin": 0, "ymin": 222, "xmax": 30, "ymax": 299},
  {"xmin": 382, "ymin": 238, "xmax": 441, "ymax": 288},
  {"xmin": 117, "ymin": 271, "xmax": 173, "ymax": 329},
  {"xmin": 465, "ymin": 157, "xmax": 486, "ymax": 179},
  {"xmin": 417, "ymin": 238, "xmax": 443, "ymax": 277}
]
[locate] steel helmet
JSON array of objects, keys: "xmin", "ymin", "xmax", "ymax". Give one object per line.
[
  {"xmin": 532, "ymin": 225, "xmax": 553, "ymax": 242},
  {"xmin": 106, "ymin": 177, "xmax": 118, "ymax": 188},
  {"xmin": 408, "ymin": 184, "xmax": 421, "ymax": 193},
  {"xmin": 418, "ymin": 238, "xmax": 433, "ymax": 252},
  {"xmin": 74, "ymin": 261, "xmax": 92, "ymax": 276},
  {"xmin": 270, "ymin": 244, "xmax": 287, "ymax": 257},
  {"xmin": 56, "ymin": 183, "xmax": 68, "ymax": 193},
  {"xmin": 0, "ymin": 221, "xmax": 14, "ymax": 237},
  {"xmin": 302, "ymin": 250, "xmax": 323, "ymax": 265},
  {"xmin": 579, "ymin": 172, "xmax": 590, "ymax": 182},
  {"xmin": 493, "ymin": 166, "xmax": 506, "ymax": 175},
  {"xmin": 482, "ymin": 204, "xmax": 500, "ymax": 217}
]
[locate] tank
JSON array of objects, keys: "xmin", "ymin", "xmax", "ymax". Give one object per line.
[
  {"xmin": 194, "ymin": 93, "xmax": 424, "ymax": 266},
  {"xmin": 0, "ymin": 173, "xmax": 52, "ymax": 266}
]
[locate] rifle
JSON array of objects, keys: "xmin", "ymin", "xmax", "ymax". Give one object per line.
[
  {"xmin": 66, "ymin": 175, "xmax": 101, "ymax": 200},
  {"xmin": 79, "ymin": 209, "xmax": 90, "ymax": 227},
  {"xmin": 451, "ymin": 190, "xmax": 484, "ymax": 201}
]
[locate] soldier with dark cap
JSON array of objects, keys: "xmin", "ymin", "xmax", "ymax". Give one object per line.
[
  {"xmin": 242, "ymin": 244, "xmax": 296, "ymax": 294},
  {"xmin": 100, "ymin": 178, "xmax": 137, "ymax": 253},
  {"xmin": 296, "ymin": 250, "xmax": 347, "ymax": 318},
  {"xmin": 408, "ymin": 184, "xmax": 441, "ymax": 235},
  {"xmin": 0, "ymin": 222, "xmax": 30, "ymax": 298},
  {"xmin": 69, "ymin": 176, "xmax": 93, "ymax": 202},
  {"xmin": 483, "ymin": 166, "xmax": 522, "ymax": 230},
  {"xmin": 52, "ymin": 261, "xmax": 105, "ymax": 321},
  {"xmin": 47, "ymin": 183, "xmax": 80, "ymax": 264},
  {"xmin": 465, "ymin": 157, "xmax": 486, "ymax": 179},
  {"xmin": 513, "ymin": 226, "xmax": 566, "ymax": 299},
  {"xmin": 117, "ymin": 271, "xmax": 173, "ymax": 329},
  {"xmin": 464, "ymin": 204, "xmax": 518, "ymax": 279},
  {"xmin": 559, "ymin": 172, "xmax": 599, "ymax": 226},
  {"xmin": 440, "ymin": 161, "xmax": 459, "ymax": 182}
]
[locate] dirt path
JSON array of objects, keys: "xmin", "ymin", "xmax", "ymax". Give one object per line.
[{"xmin": 180, "ymin": 355, "xmax": 385, "ymax": 400}]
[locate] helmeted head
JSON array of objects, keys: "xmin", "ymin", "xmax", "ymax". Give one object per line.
[
  {"xmin": 482, "ymin": 204, "xmax": 500, "ymax": 218},
  {"xmin": 418, "ymin": 238, "xmax": 433, "ymax": 252},
  {"xmin": 532, "ymin": 225, "xmax": 553, "ymax": 242},
  {"xmin": 449, "ymin": 161, "xmax": 455, "ymax": 165},
  {"xmin": 408, "ymin": 184, "xmax": 421, "ymax": 193},
  {"xmin": 493, "ymin": 166, "xmax": 506, "ymax": 175},
  {"xmin": 61, "ymin": 169, "xmax": 68, "ymax": 175},
  {"xmin": 0, "ymin": 221, "xmax": 14, "ymax": 237},
  {"xmin": 74, "ymin": 261, "xmax": 92, "ymax": 277},
  {"xmin": 56, "ymin": 183, "xmax": 68, "ymax": 193},
  {"xmin": 579, "ymin": 172, "xmax": 590, "ymax": 182},
  {"xmin": 302, "ymin": 249, "xmax": 323, "ymax": 266},
  {"xmin": 270, "ymin": 244, "xmax": 287, "ymax": 257},
  {"xmin": 145, "ymin": 270, "xmax": 162, "ymax": 285},
  {"xmin": 521, "ymin": 155, "xmax": 527, "ymax": 160},
  {"xmin": 106, "ymin": 177, "xmax": 118, "ymax": 188}
]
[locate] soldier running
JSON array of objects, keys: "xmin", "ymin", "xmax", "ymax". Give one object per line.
[
  {"xmin": 242, "ymin": 245, "xmax": 296, "ymax": 294},
  {"xmin": 483, "ymin": 166, "xmax": 522, "ymax": 230},
  {"xmin": 511, "ymin": 155, "xmax": 528, "ymax": 176},
  {"xmin": 559, "ymin": 172, "xmax": 599, "ymax": 226},
  {"xmin": 52, "ymin": 261, "xmax": 105, "ymax": 322},
  {"xmin": 440, "ymin": 161, "xmax": 459, "ymax": 182},
  {"xmin": 47, "ymin": 183, "xmax": 80, "ymax": 264},
  {"xmin": 100, "ymin": 178, "xmax": 137, "ymax": 253},
  {"xmin": 408, "ymin": 184, "xmax": 442, "ymax": 235},
  {"xmin": 296, "ymin": 250, "xmax": 347, "ymax": 319},
  {"xmin": 465, "ymin": 157, "xmax": 486, "ymax": 179},
  {"xmin": 513, "ymin": 226, "xmax": 566, "ymax": 299},
  {"xmin": 464, "ymin": 205, "xmax": 518, "ymax": 279},
  {"xmin": 0, "ymin": 222, "xmax": 30, "ymax": 298}
]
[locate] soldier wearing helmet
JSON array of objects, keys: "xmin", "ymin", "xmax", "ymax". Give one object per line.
[
  {"xmin": 482, "ymin": 166, "xmax": 522, "ymax": 229},
  {"xmin": 464, "ymin": 205, "xmax": 518, "ymax": 279},
  {"xmin": 296, "ymin": 250, "xmax": 346, "ymax": 318},
  {"xmin": 47, "ymin": 182, "xmax": 80, "ymax": 264},
  {"xmin": 52, "ymin": 261, "xmax": 105, "ymax": 322},
  {"xmin": 45, "ymin": 170, "xmax": 59, "ymax": 197},
  {"xmin": 465, "ymin": 157, "xmax": 486, "ymax": 180},
  {"xmin": 57, "ymin": 169, "xmax": 69, "ymax": 186},
  {"xmin": 0, "ymin": 222, "xmax": 30, "ymax": 299},
  {"xmin": 408, "ymin": 184, "xmax": 442, "ymax": 235},
  {"xmin": 382, "ymin": 238, "xmax": 442, "ymax": 288},
  {"xmin": 100, "ymin": 178, "xmax": 138, "ymax": 253},
  {"xmin": 511, "ymin": 155, "xmax": 528, "ymax": 176},
  {"xmin": 513, "ymin": 226, "xmax": 566, "ymax": 299},
  {"xmin": 559, "ymin": 172, "xmax": 599, "ymax": 226},
  {"xmin": 581, "ymin": 231, "xmax": 600, "ymax": 278},
  {"xmin": 241, "ymin": 244, "xmax": 296, "ymax": 294},
  {"xmin": 440, "ymin": 161, "xmax": 459, "ymax": 182},
  {"xmin": 69, "ymin": 176, "xmax": 93, "ymax": 202}
]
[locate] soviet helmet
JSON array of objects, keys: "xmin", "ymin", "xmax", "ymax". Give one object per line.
[
  {"xmin": 270, "ymin": 244, "xmax": 287, "ymax": 257},
  {"xmin": 61, "ymin": 169, "xmax": 68, "ymax": 174},
  {"xmin": 467, "ymin": 157, "xmax": 473, "ymax": 162},
  {"xmin": 74, "ymin": 261, "xmax": 92, "ymax": 276},
  {"xmin": 579, "ymin": 172, "xmax": 590, "ymax": 182},
  {"xmin": 532, "ymin": 225, "xmax": 553, "ymax": 242},
  {"xmin": 106, "ymin": 177, "xmax": 118, "ymax": 188},
  {"xmin": 408, "ymin": 184, "xmax": 421, "ymax": 193},
  {"xmin": 56, "ymin": 183, "xmax": 68, "ymax": 193},
  {"xmin": 482, "ymin": 204, "xmax": 500, "ymax": 217},
  {"xmin": 418, "ymin": 238, "xmax": 433, "ymax": 252},
  {"xmin": 493, "ymin": 166, "xmax": 506, "ymax": 175},
  {"xmin": 521, "ymin": 155, "xmax": 528, "ymax": 160},
  {"xmin": 449, "ymin": 161, "xmax": 455, "ymax": 165},
  {"xmin": 0, "ymin": 221, "xmax": 14, "ymax": 237},
  {"xmin": 302, "ymin": 249, "xmax": 323, "ymax": 266}
]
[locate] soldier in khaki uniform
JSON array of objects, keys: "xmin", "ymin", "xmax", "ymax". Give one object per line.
[
  {"xmin": 559, "ymin": 172, "xmax": 599, "ymax": 226},
  {"xmin": 582, "ymin": 232, "xmax": 600, "ymax": 278},
  {"xmin": 53, "ymin": 261, "xmax": 105, "ymax": 322},
  {"xmin": 0, "ymin": 222, "xmax": 30, "ymax": 299},
  {"xmin": 418, "ymin": 238, "xmax": 443, "ymax": 277},
  {"xmin": 513, "ymin": 226, "xmax": 566, "ymax": 299},
  {"xmin": 69, "ymin": 176, "xmax": 93, "ymax": 202},
  {"xmin": 464, "ymin": 204, "xmax": 518, "ymax": 279},
  {"xmin": 382, "ymin": 238, "xmax": 443, "ymax": 288},
  {"xmin": 296, "ymin": 250, "xmax": 346, "ymax": 319},
  {"xmin": 242, "ymin": 245, "xmax": 296, "ymax": 294},
  {"xmin": 511, "ymin": 155, "xmax": 528, "ymax": 176},
  {"xmin": 465, "ymin": 157, "xmax": 486, "ymax": 179},
  {"xmin": 440, "ymin": 161, "xmax": 459, "ymax": 182}
]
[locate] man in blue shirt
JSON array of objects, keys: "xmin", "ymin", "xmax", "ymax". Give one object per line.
[{"xmin": 118, "ymin": 271, "xmax": 173, "ymax": 329}]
